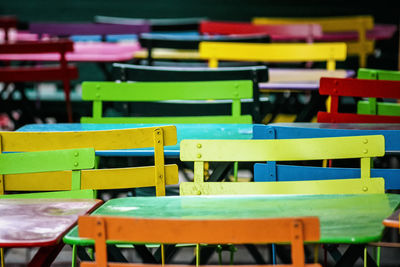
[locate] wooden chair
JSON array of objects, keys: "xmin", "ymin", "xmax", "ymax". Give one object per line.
[
  {"xmin": 317, "ymin": 77, "xmax": 400, "ymax": 123},
  {"xmin": 0, "ymin": 40, "xmax": 78, "ymax": 123},
  {"xmin": 80, "ymin": 80, "xmax": 253, "ymax": 124},
  {"xmin": 199, "ymin": 41, "xmax": 347, "ymax": 70},
  {"xmin": 78, "ymin": 215, "xmax": 321, "ymax": 267},
  {"xmin": 135, "ymin": 33, "xmax": 270, "ymax": 66},
  {"xmin": 356, "ymin": 68, "xmax": 400, "ymax": 116},
  {"xmin": 200, "ymin": 20, "xmax": 322, "ymax": 42},
  {"xmin": 0, "ymin": 126, "xmax": 178, "ymax": 197},
  {"xmin": 252, "ymin": 15, "xmax": 374, "ymax": 67},
  {"xmin": 179, "ymin": 135, "xmax": 385, "ymax": 195},
  {"xmin": 112, "ymin": 63, "xmax": 267, "ymax": 123}
]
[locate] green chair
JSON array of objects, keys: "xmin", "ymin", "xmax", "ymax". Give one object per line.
[
  {"xmin": 0, "ymin": 147, "xmax": 98, "ymax": 266},
  {"xmin": 80, "ymin": 80, "xmax": 253, "ymax": 124},
  {"xmin": 357, "ymin": 68, "xmax": 400, "ymax": 116}
]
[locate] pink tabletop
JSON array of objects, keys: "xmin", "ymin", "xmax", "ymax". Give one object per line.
[
  {"xmin": 0, "ymin": 41, "xmax": 142, "ymax": 62},
  {"xmin": 0, "ymin": 198, "xmax": 102, "ymax": 247}
]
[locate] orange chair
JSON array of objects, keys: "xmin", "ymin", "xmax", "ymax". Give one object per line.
[{"xmin": 78, "ymin": 215, "xmax": 321, "ymax": 267}]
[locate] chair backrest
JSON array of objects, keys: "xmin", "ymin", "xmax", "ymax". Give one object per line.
[
  {"xmin": 200, "ymin": 20, "xmax": 323, "ymax": 42},
  {"xmin": 78, "ymin": 215, "xmax": 321, "ymax": 267},
  {"xmin": 317, "ymin": 77, "xmax": 400, "ymax": 123},
  {"xmin": 137, "ymin": 33, "xmax": 270, "ymax": 65},
  {"xmin": 0, "ymin": 148, "xmax": 97, "ymax": 199},
  {"xmin": 94, "ymin": 16, "xmax": 206, "ymax": 32},
  {"xmin": 0, "ymin": 39, "xmax": 78, "ymax": 122},
  {"xmin": 357, "ymin": 68, "xmax": 400, "ymax": 116},
  {"xmin": 28, "ymin": 22, "xmax": 151, "ymax": 37},
  {"xmin": 179, "ymin": 135, "xmax": 385, "ymax": 195},
  {"xmin": 199, "ymin": 42, "xmax": 347, "ymax": 70},
  {"xmin": 112, "ymin": 63, "xmax": 267, "ymax": 122},
  {"xmin": 252, "ymin": 15, "xmax": 374, "ymax": 67},
  {"xmin": 253, "ymin": 124, "xmax": 400, "ymax": 190},
  {"xmin": 0, "ymin": 15, "xmax": 17, "ymax": 42},
  {"xmin": 0, "ymin": 126, "xmax": 178, "ymax": 197},
  {"xmin": 80, "ymin": 80, "xmax": 253, "ymax": 124}
]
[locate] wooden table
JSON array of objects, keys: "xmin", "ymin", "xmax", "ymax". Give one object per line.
[
  {"xmin": 64, "ymin": 194, "xmax": 400, "ymax": 267},
  {"xmin": 0, "ymin": 198, "xmax": 102, "ymax": 266},
  {"xmin": 17, "ymin": 123, "xmax": 254, "ymax": 157}
]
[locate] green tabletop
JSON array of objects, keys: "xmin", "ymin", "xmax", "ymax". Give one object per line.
[{"xmin": 63, "ymin": 194, "xmax": 400, "ymax": 245}]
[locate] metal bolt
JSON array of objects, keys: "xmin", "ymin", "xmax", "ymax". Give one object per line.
[
  {"xmin": 96, "ymin": 85, "xmax": 101, "ymax": 90},
  {"xmin": 363, "ymin": 149, "xmax": 368, "ymax": 154},
  {"xmin": 363, "ymin": 186, "xmax": 368, "ymax": 192},
  {"xmin": 74, "ymin": 152, "xmax": 79, "ymax": 157},
  {"xmin": 363, "ymin": 139, "xmax": 368, "ymax": 144},
  {"xmin": 95, "ymin": 93, "xmax": 100, "ymax": 98},
  {"xmin": 197, "ymin": 144, "xmax": 202, "ymax": 148},
  {"xmin": 74, "ymin": 162, "xmax": 79, "ymax": 167},
  {"xmin": 197, "ymin": 153, "xmax": 202, "ymax": 159}
]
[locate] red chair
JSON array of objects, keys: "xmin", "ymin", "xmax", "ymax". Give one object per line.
[
  {"xmin": 317, "ymin": 77, "xmax": 400, "ymax": 123},
  {"xmin": 0, "ymin": 40, "xmax": 78, "ymax": 123},
  {"xmin": 0, "ymin": 16, "xmax": 17, "ymax": 42},
  {"xmin": 200, "ymin": 20, "xmax": 322, "ymax": 42}
]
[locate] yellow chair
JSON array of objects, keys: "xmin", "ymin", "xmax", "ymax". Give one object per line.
[
  {"xmin": 0, "ymin": 126, "xmax": 178, "ymax": 197},
  {"xmin": 199, "ymin": 42, "xmax": 347, "ymax": 70},
  {"xmin": 252, "ymin": 15, "xmax": 374, "ymax": 67},
  {"xmin": 179, "ymin": 135, "xmax": 385, "ymax": 195}
]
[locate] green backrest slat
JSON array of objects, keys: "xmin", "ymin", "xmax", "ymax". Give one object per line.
[
  {"xmin": 82, "ymin": 80, "xmax": 253, "ymax": 101},
  {"xmin": 0, "ymin": 189, "xmax": 96, "ymax": 199},
  {"xmin": 357, "ymin": 68, "xmax": 400, "ymax": 81},
  {"xmin": 357, "ymin": 68, "xmax": 400, "ymax": 116},
  {"xmin": 81, "ymin": 115, "xmax": 253, "ymax": 124},
  {"xmin": 0, "ymin": 148, "xmax": 95, "ymax": 175}
]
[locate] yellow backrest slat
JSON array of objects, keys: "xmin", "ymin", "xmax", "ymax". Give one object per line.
[
  {"xmin": 0, "ymin": 126, "xmax": 177, "ymax": 152},
  {"xmin": 199, "ymin": 42, "xmax": 347, "ymax": 70},
  {"xmin": 180, "ymin": 136, "xmax": 384, "ymax": 162},
  {"xmin": 253, "ymin": 16, "xmax": 374, "ymax": 33}
]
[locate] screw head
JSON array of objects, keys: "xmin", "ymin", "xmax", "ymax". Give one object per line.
[
  {"xmin": 74, "ymin": 162, "xmax": 79, "ymax": 167},
  {"xmin": 74, "ymin": 152, "xmax": 79, "ymax": 157},
  {"xmin": 197, "ymin": 153, "xmax": 202, "ymax": 159},
  {"xmin": 362, "ymin": 186, "xmax": 368, "ymax": 192},
  {"xmin": 197, "ymin": 144, "xmax": 202, "ymax": 148},
  {"xmin": 363, "ymin": 149, "xmax": 368, "ymax": 154},
  {"xmin": 363, "ymin": 139, "xmax": 368, "ymax": 144}
]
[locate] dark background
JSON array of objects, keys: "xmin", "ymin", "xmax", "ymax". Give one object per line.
[{"xmin": 1, "ymin": 0, "xmax": 399, "ymax": 71}]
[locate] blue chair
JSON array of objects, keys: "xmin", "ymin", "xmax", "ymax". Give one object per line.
[{"xmin": 253, "ymin": 123, "xmax": 400, "ymax": 190}]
